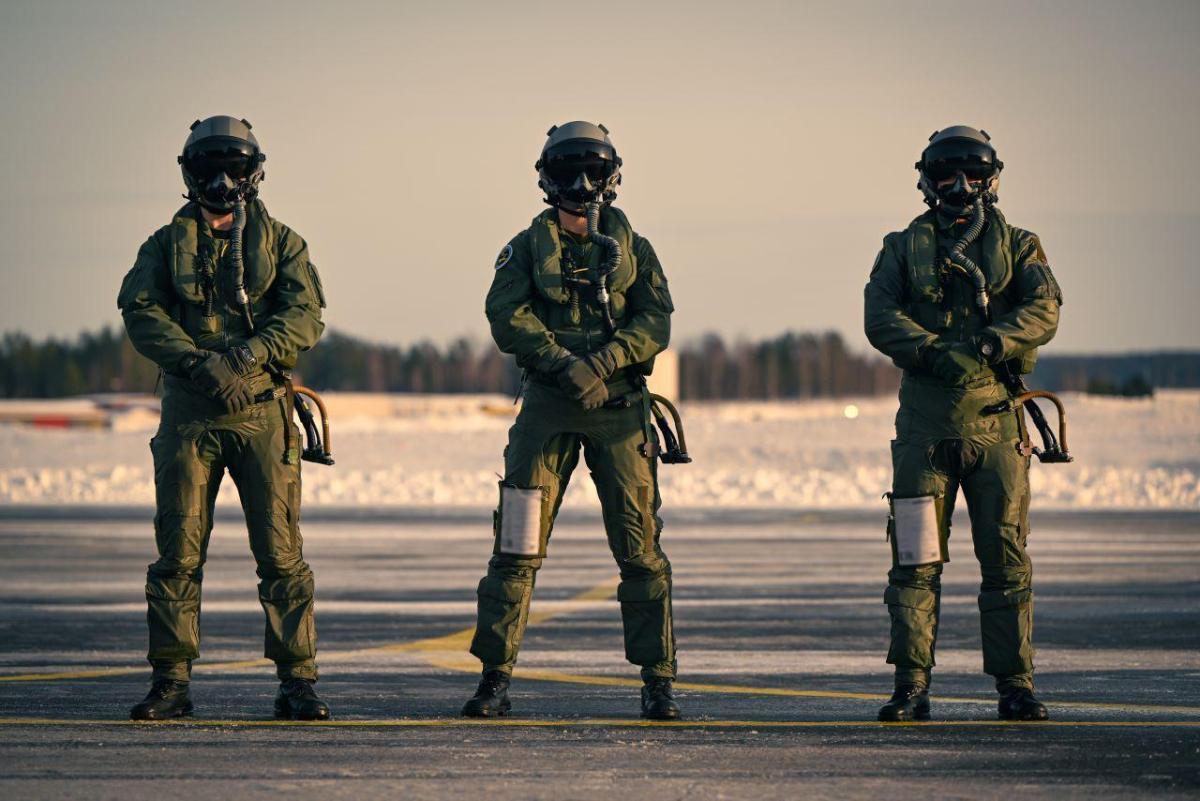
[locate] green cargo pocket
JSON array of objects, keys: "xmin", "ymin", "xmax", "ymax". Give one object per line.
[
  {"xmin": 978, "ymin": 587, "xmax": 1033, "ymax": 612},
  {"xmin": 649, "ymin": 269, "xmax": 674, "ymax": 313},
  {"xmin": 288, "ymin": 479, "xmax": 302, "ymax": 544},
  {"xmin": 259, "ymin": 574, "xmax": 316, "ymax": 662},
  {"xmin": 306, "ymin": 262, "xmax": 327, "ymax": 308},
  {"xmin": 596, "ymin": 476, "xmax": 655, "ymax": 561},
  {"xmin": 245, "ymin": 480, "xmax": 300, "ymax": 568},
  {"xmin": 149, "ymin": 433, "xmax": 206, "ymax": 563},
  {"xmin": 883, "ymin": 584, "xmax": 938, "ymax": 612},
  {"xmin": 145, "ymin": 577, "xmax": 202, "ymax": 662},
  {"xmin": 150, "ymin": 434, "xmax": 204, "ymax": 515},
  {"xmin": 477, "ymin": 575, "xmax": 530, "ymax": 606},
  {"xmin": 883, "ymin": 584, "xmax": 939, "ymax": 669},
  {"xmin": 473, "ymin": 575, "xmax": 533, "ymax": 666},
  {"xmin": 979, "ymin": 588, "xmax": 1035, "ymax": 677},
  {"xmin": 618, "ymin": 575, "xmax": 673, "ymax": 666},
  {"xmin": 1032, "ymin": 261, "xmax": 1063, "ymax": 304}
]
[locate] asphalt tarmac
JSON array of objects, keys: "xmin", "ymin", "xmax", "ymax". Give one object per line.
[{"xmin": 0, "ymin": 507, "xmax": 1197, "ymax": 799}]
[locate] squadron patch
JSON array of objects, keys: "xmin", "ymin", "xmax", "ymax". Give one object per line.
[{"xmin": 494, "ymin": 244, "xmax": 513, "ymax": 270}]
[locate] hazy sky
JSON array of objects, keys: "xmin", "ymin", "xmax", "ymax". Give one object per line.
[{"xmin": 2, "ymin": 0, "xmax": 1197, "ymax": 354}]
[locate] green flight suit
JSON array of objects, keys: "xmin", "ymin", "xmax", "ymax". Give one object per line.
[
  {"xmin": 118, "ymin": 200, "xmax": 327, "ymax": 682},
  {"xmin": 470, "ymin": 206, "xmax": 677, "ymax": 681},
  {"xmin": 864, "ymin": 206, "xmax": 1062, "ymax": 692}
]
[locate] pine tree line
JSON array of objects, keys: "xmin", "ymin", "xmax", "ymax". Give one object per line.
[
  {"xmin": 678, "ymin": 332, "xmax": 899, "ymax": 399},
  {"xmin": 2, "ymin": 326, "xmax": 1197, "ymax": 400},
  {"xmin": 0, "ymin": 329, "xmax": 158, "ymax": 398}
]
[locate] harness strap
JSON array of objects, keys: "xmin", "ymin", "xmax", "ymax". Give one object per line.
[{"xmin": 282, "ymin": 380, "xmax": 297, "ymax": 464}]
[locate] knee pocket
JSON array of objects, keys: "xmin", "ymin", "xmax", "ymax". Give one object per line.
[
  {"xmin": 148, "ymin": 554, "xmax": 203, "ymax": 579},
  {"xmin": 618, "ymin": 551, "xmax": 671, "ymax": 582},
  {"xmin": 259, "ymin": 571, "xmax": 314, "ymax": 602},
  {"xmin": 884, "ymin": 585, "xmax": 937, "ymax": 611},
  {"xmin": 477, "ymin": 574, "xmax": 532, "ymax": 605},
  {"xmin": 618, "ymin": 572, "xmax": 671, "ymax": 603},
  {"xmin": 258, "ymin": 574, "xmax": 316, "ymax": 663},
  {"xmin": 980, "ymin": 565, "xmax": 1031, "ymax": 591},
  {"xmin": 146, "ymin": 574, "xmax": 202, "ymax": 602},
  {"xmin": 979, "ymin": 587, "xmax": 1033, "ymax": 612},
  {"xmin": 618, "ymin": 573, "xmax": 674, "ymax": 667}
]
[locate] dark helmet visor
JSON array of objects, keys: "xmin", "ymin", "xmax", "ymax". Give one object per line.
[
  {"xmin": 545, "ymin": 155, "xmax": 618, "ymax": 185},
  {"xmin": 542, "ymin": 140, "xmax": 618, "ymax": 181},
  {"xmin": 922, "ymin": 139, "xmax": 998, "ymax": 181},
  {"xmin": 184, "ymin": 138, "xmax": 258, "ymax": 180}
]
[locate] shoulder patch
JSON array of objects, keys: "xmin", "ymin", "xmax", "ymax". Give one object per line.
[{"xmin": 494, "ymin": 244, "xmax": 513, "ymax": 270}]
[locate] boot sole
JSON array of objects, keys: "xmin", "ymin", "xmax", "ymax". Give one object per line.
[
  {"xmin": 130, "ymin": 701, "xmax": 194, "ymax": 721},
  {"xmin": 275, "ymin": 703, "xmax": 332, "ymax": 721},
  {"xmin": 998, "ymin": 710, "xmax": 1049, "ymax": 722},
  {"xmin": 461, "ymin": 704, "xmax": 512, "ymax": 718},
  {"xmin": 878, "ymin": 706, "xmax": 931, "ymax": 722},
  {"xmin": 641, "ymin": 711, "xmax": 682, "ymax": 721}
]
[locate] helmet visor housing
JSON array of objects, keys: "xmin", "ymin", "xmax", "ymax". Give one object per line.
[
  {"xmin": 544, "ymin": 154, "xmax": 619, "ymax": 185},
  {"xmin": 543, "ymin": 141, "xmax": 618, "ymax": 180},
  {"xmin": 921, "ymin": 138, "xmax": 1000, "ymax": 182}
]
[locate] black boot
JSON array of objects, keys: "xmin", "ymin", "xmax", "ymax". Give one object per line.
[
  {"xmin": 878, "ymin": 685, "xmax": 930, "ymax": 722},
  {"xmin": 641, "ymin": 678, "xmax": 681, "ymax": 720},
  {"xmin": 130, "ymin": 679, "xmax": 193, "ymax": 721},
  {"xmin": 274, "ymin": 678, "xmax": 331, "ymax": 721},
  {"xmin": 462, "ymin": 670, "xmax": 512, "ymax": 718},
  {"xmin": 998, "ymin": 687, "xmax": 1049, "ymax": 721}
]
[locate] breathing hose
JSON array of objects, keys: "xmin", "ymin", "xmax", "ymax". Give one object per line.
[
  {"xmin": 230, "ymin": 200, "xmax": 256, "ymax": 334},
  {"xmin": 586, "ymin": 201, "xmax": 621, "ymax": 336},
  {"xmin": 945, "ymin": 199, "xmax": 990, "ymax": 317},
  {"xmin": 947, "ymin": 199, "xmax": 1072, "ymax": 464}
]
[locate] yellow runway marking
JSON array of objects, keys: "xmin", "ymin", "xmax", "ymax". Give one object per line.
[
  {"xmin": 0, "ymin": 578, "xmax": 619, "ymax": 684},
  {"xmin": 497, "ymin": 670, "xmax": 1200, "ymax": 716},
  {"xmin": 3, "ymin": 576, "xmax": 1198, "ymax": 718},
  {"xmin": 0, "ymin": 717, "xmax": 1196, "ymax": 729}
]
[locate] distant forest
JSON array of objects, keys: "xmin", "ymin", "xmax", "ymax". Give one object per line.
[{"xmin": 1, "ymin": 326, "xmax": 1197, "ymax": 399}]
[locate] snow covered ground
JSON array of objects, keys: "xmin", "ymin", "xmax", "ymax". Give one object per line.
[{"xmin": 1, "ymin": 390, "xmax": 1197, "ymax": 510}]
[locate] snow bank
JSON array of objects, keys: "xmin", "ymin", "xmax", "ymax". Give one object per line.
[{"xmin": 1, "ymin": 391, "xmax": 1197, "ymax": 510}]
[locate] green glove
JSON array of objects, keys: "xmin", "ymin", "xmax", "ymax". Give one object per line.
[
  {"xmin": 557, "ymin": 356, "xmax": 609, "ymax": 410},
  {"xmin": 586, "ymin": 345, "xmax": 621, "ymax": 381},
  {"xmin": 931, "ymin": 341, "xmax": 986, "ymax": 386},
  {"xmin": 190, "ymin": 351, "xmax": 255, "ymax": 413}
]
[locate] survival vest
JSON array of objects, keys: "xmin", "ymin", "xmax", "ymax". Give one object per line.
[
  {"xmin": 522, "ymin": 205, "xmax": 639, "ymax": 358},
  {"xmin": 902, "ymin": 207, "xmax": 1038, "ymax": 375},
  {"xmin": 165, "ymin": 200, "xmax": 278, "ymax": 353}
]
